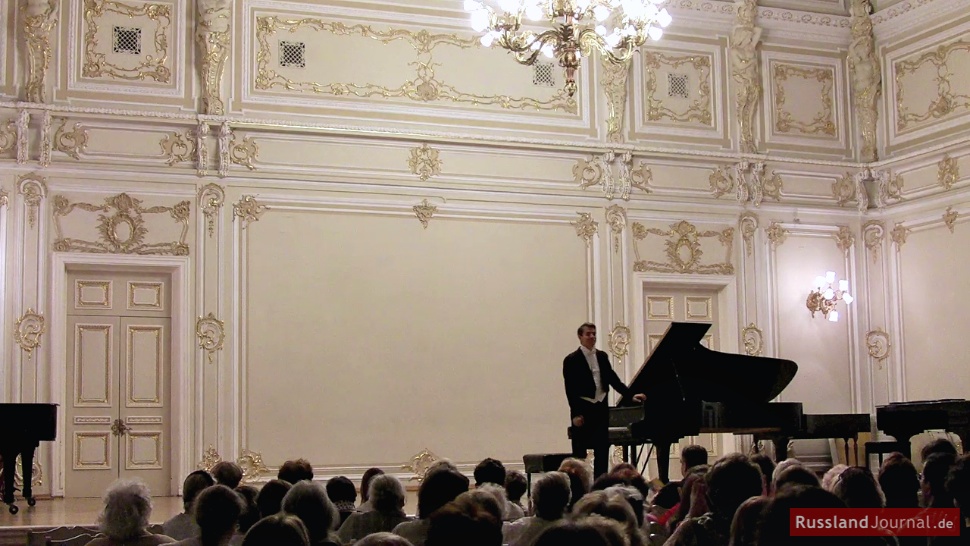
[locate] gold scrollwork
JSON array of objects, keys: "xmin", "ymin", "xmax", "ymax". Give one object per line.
[
  {"xmin": 413, "ymin": 199, "xmax": 437, "ymax": 229},
  {"xmin": 632, "ymin": 220, "xmax": 734, "ymax": 275},
  {"xmin": 576, "ymin": 152, "xmax": 651, "ymax": 200},
  {"xmin": 0, "ymin": 119, "xmax": 17, "ymax": 154},
  {"xmin": 199, "ymin": 183, "xmax": 225, "ymax": 237},
  {"xmin": 409, "ymin": 144, "xmax": 442, "ymax": 182},
  {"xmin": 890, "ymin": 223, "xmax": 909, "ymax": 248},
  {"xmin": 602, "ymin": 58, "xmax": 631, "ymax": 142},
  {"xmin": 834, "ymin": 226, "xmax": 855, "ymax": 255},
  {"xmin": 766, "ymin": 222, "xmax": 788, "ymax": 247},
  {"xmin": 710, "ymin": 166, "xmax": 734, "ymax": 199},
  {"xmin": 832, "ymin": 172, "xmax": 856, "ymax": 207},
  {"xmin": 52, "ymin": 193, "xmax": 190, "ymax": 255},
  {"xmin": 939, "ymin": 155, "xmax": 959, "ymax": 190},
  {"xmin": 23, "ymin": 0, "xmax": 57, "ymax": 103},
  {"xmin": 609, "ymin": 323, "xmax": 631, "ymax": 360},
  {"xmin": 741, "ymin": 323, "xmax": 763, "ymax": 356},
  {"xmin": 232, "ymin": 196, "xmax": 267, "ymax": 229},
  {"xmin": 402, "ymin": 448, "xmax": 439, "ymax": 483},
  {"xmin": 572, "ymin": 213, "xmax": 598, "ymax": 247},
  {"xmin": 605, "ymin": 205, "xmax": 626, "ymax": 253},
  {"xmin": 739, "ymin": 213, "xmax": 758, "ymax": 257},
  {"xmin": 160, "ymin": 131, "xmax": 197, "ymax": 166},
  {"xmin": 866, "ymin": 328, "xmax": 891, "ymax": 368},
  {"xmin": 944, "ymin": 207, "xmax": 958, "ymax": 233},
  {"xmin": 82, "ymin": 0, "xmax": 172, "ymax": 82},
  {"xmin": 197, "ymin": 312, "xmax": 225, "ymax": 364},
  {"xmin": 237, "ymin": 450, "xmax": 269, "ymax": 484},
  {"xmin": 197, "ymin": 0, "xmax": 231, "ymax": 115},
  {"xmin": 773, "ymin": 64, "xmax": 836, "ymax": 136},
  {"xmin": 54, "ymin": 119, "xmax": 89, "ymax": 160},
  {"xmin": 0, "ymin": 455, "xmax": 43, "ymax": 488},
  {"xmin": 230, "ymin": 136, "xmax": 259, "ymax": 171},
  {"xmin": 15, "ymin": 308, "xmax": 45, "ymax": 359},
  {"xmin": 197, "ymin": 446, "xmax": 221, "ymax": 472},
  {"xmin": 863, "ymin": 220, "xmax": 884, "ymax": 262},
  {"xmin": 895, "ymin": 40, "xmax": 970, "ymax": 131},
  {"xmin": 643, "ymin": 52, "xmax": 713, "ymax": 125},
  {"xmin": 18, "ymin": 173, "xmax": 48, "ymax": 229}
]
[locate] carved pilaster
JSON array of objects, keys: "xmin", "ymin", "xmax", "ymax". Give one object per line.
[
  {"xmin": 196, "ymin": 0, "xmax": 231, "ymax": 115},
  {"xmin": 196, "ymin": 123, "xmax": 210, "ymax": 177},
  {"xmin": 730, "ymin": 0, "xmax": 762, "ymax": 153},
  {"xmin": 739, "ymin": 213, "xmax": 758, "ymax": 257},
  {"xmin": 602, "ymin": 58, "xmax": 631, "ymax": 143},
  {"xmin": 605, "ymin": 205, "xmax": 626, "ymax": 254},
  {"xmin": 18, "ymin": 173, "xmax": 47, "ymax": 229},
  {"xmin": 16, "ymin": 110, "xmax": 30, "ymax": 164},
  {"xmin": 848, "ymin": 0, "xmax": 881, "ymax": 162},
  {"xmin": 199, "ymin": 183, "xmax": 225, "ymax": 237},
  {"xmin": 39, "ymin": 111, "xmax": 52, "ymax": 167},
  {"xmin": 218, "ymin": 122, "xmax": 231, "ymax": 178},
  {"xmin": 22, "ymin": 0, "xmax": 57, "ymax": 103}
]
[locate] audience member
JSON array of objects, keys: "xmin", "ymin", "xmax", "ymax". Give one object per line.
[
  {"xmin": 325, "ymin": 476, "xmax": 358, "ymax": 526},
  {"xmin": 425, "ymin": 497, "xmax": 503, "ymax": 546},
  {"xmin": 680, "ymin": 446, "xmax": 708, "ymax": 478},
  {"xmin": 748, "ymin": 454, "xmax": 775, "ymax": 492},
  {"xmin": 820, "ymin": 463, "xmax": 847, "ymax": 492},
  {"xmin": 255, "ymin": 479, "xmax": 291, "ymax": 518},
  {"xmin": 531, "ymin": 517, "xmax": 620, "ymax": 546},
  {"xmin": 393, "ymin": 468, "xmax": 469, "ymax": 546},
  {"xmin": 922, "ymin": 452, "xmax": 957, "ymax": 508},
  {"xmin": 277, "ymin": 458, "xmax": 314, "ymax": 485},
  {"xmin": 921, "ymin": 438, "xmax": 959, "ymax": 462},
  {"xmin": 726, "ymin": 495, "xmax": 768, "ymax": 546},
  {"xmin": 756, "ymin": 485, "xmax": 846, "ymax": 546},
  {"xmin": 241, "ymin": 513, "xmax": 309, "ymax": 546},
  {"xmin": 831, "ymin": 466, "xmax": 884, "ymax": 508},
  {"xmin": 944, "ymin": 453, "xmax": 970, "ymax": 541},
  {"xmin": 666, "ymin": 465, "xmax": 708, "ymax": 533},
  {"xmin": 172, "ymin": 484, "xmax": 245, "ymax": 546},
  {"xmin": 163, "ymin": 470, "xmax": 214, "ymax": 540},
  {"xmin": 772, "ymin": 464, "xmax": 820, "ymax": 493},
  {"xmin": 571, "ymin": 489, "xmax": 645, "ymax": 546},
  {"xmin": 503, "ymin": 471, "xmax": 571, "ymax": 546},
  {"xmin": 505, "ymin": 469, "xmax": 528, "ymax": 515},
  {"xmin": 878, "ymin": 453, "xmax": 920, "ymax": 508},
  {"xmin": 354, "ymin": 532, "xmax": 415, "ymax": 546},
  {"xmin": 230, "ymin": 485, "xmax": 260, "ymax": 546},
  {"xmin": 281, "ymin": 480, "xmax": 341, "ymax": 546},
  {"xmin": 359, "ymin": 467, "xmax": 386, "ymax": 512},
  {"xmin": 211, "ymin": 462, "xmax": 243, "ymax": 490},
  {"xmin": 338, "ymin": 474, "xmax": 410, "ymax": 543},
  {"xmin": 88, "ymin": 479, "xmax": 175, "ymax": 546},
  {"xmin": 558, "ymin": 457, "xmax": 593, "ymax": 511},
  {"xmin": 475, "ymin": 458, "xmax": 525, "ymax": 520}
]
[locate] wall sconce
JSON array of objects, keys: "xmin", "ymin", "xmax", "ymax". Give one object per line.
[{"xmin": 807, "ymin": 271, "xmax": 854, "ymax": 322}]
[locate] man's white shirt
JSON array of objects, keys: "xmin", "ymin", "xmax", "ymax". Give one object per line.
[{"xmin": 579, "ymin": 345, "xmax": 607, "ymax": 404}]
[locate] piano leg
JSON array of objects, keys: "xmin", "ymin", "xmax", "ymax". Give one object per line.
[
  {"xmin": 1, "ymin": 447, "xmax": 17, "ymax": 508},
  {"xmin": 772, "ymin": 437, "xmax": 791, "ymax": 463},
  {"xmin": 20, "ymin": 442, "xmax": 37, "ymax": 505},
  {"xmin": 655, "ymin": 440, "xmax": 672, "ymax": 484}
]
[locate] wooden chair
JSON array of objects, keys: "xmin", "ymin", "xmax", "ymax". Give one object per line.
[{"xmin": 26, "ymin": 526, "xmax": 101, "ymax": 546}]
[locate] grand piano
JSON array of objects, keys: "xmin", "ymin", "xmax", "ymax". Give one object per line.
[
  {"xmin": 609, "ymin": 322, "xmax": 869, "ymax": 482},
  {"xmin": 0, "ymin": 403, "xmax": 58, "ymax": 514},
  {"xmin": 876, "ymin": 399, "xmax": 970, "ymax": 460}
]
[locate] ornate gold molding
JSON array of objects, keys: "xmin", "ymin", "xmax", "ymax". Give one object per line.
[
  {"xmin": 229, "ymin": 136, "xmax": 259, "ymax": 171},
  {"xmin": 605, "ymin": 205, "xmax": 626, "ymax": 253},
  {"xmin": 939, "ymin": 155, "xmax": 959, "ymax": 190},
  {"xmin": 237, "ymin": 449, "xmax": 269, "ymax": 483},
  {"xmin": 712, "ymin": 163, "xmax": 781, "ymax": 206},
  {"xmin": 866, "ymin": 328, "xmax": 891, "ymax": 369},
  {"xmin": 731, "ymin": 0, "xmax": 762, "ymax": 153},
  {"xmin": 197, "ymin": 312, "xmax": 225, "ymax": 364},
  {"xmin": 195, "ymin": 123, "xmax": 210, "ymax": 177},
  {"xmin": 18, "ymin": 173, "xmax": 48, "ymax": 229},
  {"xmin": 766, "ymin": 221, "xmax": 788, "ymax": 247},
  {"xmin": 0, "ymin": 455, "xmax": 43, "ymax": 488},
  {"xmin": 197, "ymin": 446, "xmax": 221, "ymax": 472},
  {"xmin": 409, "ymin": 144, "xmax": 442, "ymax": 182},
  {"xmin": 15, "ymin": 308, "xmax": 45, "ymax": 359},
  {"xmin": 863, "ymin": 220, "xmax": 884, "ymax": 262},
  {"xmin": 232, "ymin": 196, "xmax": 267, "ymax": 229},
  {"xmin": 834, "ymin": 226, "xmax": 855, "ymax": 255},
  {"xmin": 160, "ymin": 130, "xmax": 197, "ymax": 166},
  {"xmin": 848, "ymin": 0, "xmax": 881, "ymax": 162},
  {"xmin": 643, "ymin": 51, "xmax": 713, "ymax": 125},
  {"xmin": 218, "ymin": 122, "xmax": 231, "ymax": 177},
  {"xmin": 602, "ymin": 58, "xmax": 631, "ymax": 143},
  {"xmin": 773, "ymin": 64, "xmax": 836, "ymax": 136},
  {"xmin": 23, "ymin": 0, "xmax": 57, "ymax": 102},
  {"xmin": 741, "ymin": 323, "xmax": 763, "ymax": 356},
  {"xmin": 197, "ymin": 0, "xmax": 231, "ymax": 115},
  {"xmin": 82, "ymin": 0, "xmax": 172, "ymax": 82},
  {"xmin": 254, "ymin": 18, "xmax": 575, "ymax": 113},
  {"xmin": 739, "ymin": 213, "xmax": 758, "ymax": 257},
  {"xmin": 895, "ymin": 39, "xmax": 970, "ymax": 131},
  {"xmin": 40, "ymin": 111, "xmax": 53, "ymax": 167},
  {"xmin": 710, "ymin": 166, "xmax": 734, "ymax": 199},
  {"xmin": 402, "ymin": 448, "xmax": 439, "ymax": 483},
  {"xmin": 572, "ymin": 212, "xmax": 598, "ymax": 247},
  {"xmin": 832, "ymin": 172, "xmax": 857, "ymax": 207},
  {"xmin": 16, "ymin": 110, "xmax": 30, "ymax": 164},
  {"xmin": 52, "ymin": 193, "xmax": 190, "ymax": 255},
  {"xmin": 944, "ymin": 207, "xmax": 958, "ymax": 233},
  {"xmin": 199, "ymin": 183, "xmax": 225, "ymax": 237},
  {"xmin": 575, "ymin": 151, "xmax": 651, "ymax": 200},
  {"xmin": 413, "ymin": 199, "xmax": 437, "ymax": 229},
  {"xmin": 54, "ymin": 119, "xmax": 89, "ymax": 160},
  {"xmin": 890, "ymin": 223, "xmax": 909, "ymax": 249},
  {"xmin": 608, "ymin": 323, "xmax": 631, "ymax": 360},
  {"xmin": 632, "ymin": 220, "xmax": 734, "ymax": 274},
  {"xmin": 0, "ymin": 118, "xmax": 17, "ymax": 155}
]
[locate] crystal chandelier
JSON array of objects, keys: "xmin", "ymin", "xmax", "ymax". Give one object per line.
[
  {"xmin": 806, "ymin": 271, "xmax": 854, "ymax": 322},
  {"xmin": 464, "ymin": 0, "xmax": 673, "ymax": 97}
]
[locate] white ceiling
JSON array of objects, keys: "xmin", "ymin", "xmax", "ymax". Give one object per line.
[{"xmin": 758, "ymin": 0, "xmax": 849, "ymax": 16}]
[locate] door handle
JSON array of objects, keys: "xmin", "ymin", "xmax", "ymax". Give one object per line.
[{"xmin": 110, "ymin": 418, "xmax": 129, "ymax": 436}]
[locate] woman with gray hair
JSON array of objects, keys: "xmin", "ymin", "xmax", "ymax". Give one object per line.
[
  {"xmin": 504, "ymin": 471, "xmax": 571, "ymax": 546},
  {"xmin": 338, "ymin": 474, "xmax": 410, "ymax": 543},
  {"xmin": 281, "ymin": 481, "xmax": 341, "ymax": 546},
  {"xmin": 87, "ymin": 479, "xmax": 175, "ymax": 545}
]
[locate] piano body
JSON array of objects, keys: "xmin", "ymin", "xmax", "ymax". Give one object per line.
[
  {"xmin": 0, "ymin": 403, "xmax": 57, "ymax": 514},
  {"xmin": 876, "ymin": 399, "xmax": 970, "ymax": 460},
  {"xmin": 608, "ymin": 322, "xmax": 869, "ymax": 482}
]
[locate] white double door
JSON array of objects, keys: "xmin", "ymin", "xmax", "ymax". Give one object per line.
[{"xmin": 65, "ymin": 271, "xmax": 171, "ymax": 497}]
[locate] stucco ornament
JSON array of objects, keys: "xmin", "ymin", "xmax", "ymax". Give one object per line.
[
  {"xmin": 848, "ymin": 0, "xmax": 881, "ymax": 162},
  {"xmin": 730, "ymin": 0, "xmax": 762, "ymax": 153},
  {"xmin": 197, "ymin": 0, "xmax": 231, "ymax": 114}
]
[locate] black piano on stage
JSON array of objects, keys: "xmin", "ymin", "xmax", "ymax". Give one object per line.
[
  {"xmin": 608, "ymin": 322, "xmax": 868, "ymax": 483},
  {"xmin": 753, "ymin": 413, "xmax": 871, "ymax": 466},
  {"xmin": 0, "ymin": 403, "xmax": 58, "ymax": 514},
  {"xmin": 876, "ymin": 399, "xmax": 970, "ymax": 460}
]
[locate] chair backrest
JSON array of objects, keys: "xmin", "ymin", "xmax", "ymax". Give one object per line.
[
  {"xmin": 47, "ymin": 532, "xmax": 101, "ymax": 546},
  {"xmin": 26, "ymin": 526, "xmax": 102, "ymax": 546}
]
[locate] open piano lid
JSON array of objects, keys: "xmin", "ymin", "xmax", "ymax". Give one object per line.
[{"xmin": 616, "ymin": 322, "xmax": 798, "ymax": 406}]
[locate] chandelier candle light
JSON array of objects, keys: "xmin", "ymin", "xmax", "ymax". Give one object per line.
[
  {"xmin": 806, "ymin": 271, "xmax": 854, "ymax": 322},
  {"xmin": 464, "ymin": 0, "xmax": 673, "ymax": 97}
]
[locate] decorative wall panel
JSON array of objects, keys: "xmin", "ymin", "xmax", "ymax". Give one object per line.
[{"xmin": 893, "ymin": 38, "xmax": 970, "ymax": 134}]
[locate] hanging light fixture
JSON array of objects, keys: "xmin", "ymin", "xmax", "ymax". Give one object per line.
[
  {"xmin": 464, "ymin": 0, "xmax": 673, "ymax": 97},
  {"xmin": 806, "ymin": 271, "xmax": 854, "ymax": 322}
]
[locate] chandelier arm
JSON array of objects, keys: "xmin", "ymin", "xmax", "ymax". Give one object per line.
[
  {"xmin": 497, "ymin": 28, "xmax": 562, "ymax": 55},
  {"xmin": 575, "ymin": 28, "xmax": 637, "ymax": 64}
]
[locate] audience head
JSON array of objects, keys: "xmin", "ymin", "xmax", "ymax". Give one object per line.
[
  {"xmin": 603, "ymin": 484, "xmax": 645, "ymax": 528},
  {"xmin": 426, "ymin": 497, "xmax": 503, "ymax": 546},
  {"xmin": 417, "ymin": 468, "xmax": 470, "ymax": 519},
  {"xmin": 277, "ymin": 458, "xmax": 314, "ymax": 484},
  {"xmin": 325, "ymin": 475, "xmax": 357, "ymax": 505},
  {"xmin": 504, "ymin": 469, "xmax": 527, "ymax": 504},
  {"xmin": 922, "ymin": 451, "xmax": 957, "ymax": 508},
  {"xmin": 281, "ymin": 480, "xmax": 340, "ymax": 544},
  {"xmin": 757, "ymin": 485, "xmax": 846, "ymax": 546},
  {"xmin": 773, "ymin": 463, "xmax": 820, "ymax": 493},
  {"xmin": 211, "ymin": 461, "xmax": 244, "ymax": 489},
  {"xmin": 474, "ymin": 457, "xmax": 507, "ymax": 487},
  {"xmin": 680, "ymin": 445, "xmax": 708, "ymax": 476},
  {"xmin": 670, "ymin": 466, "xmax": 709, "ymax": 531},
  {"xmin": 369, "ymin": 474, "xmax": 407, "ymax": 514},
  {"xmin": 97, "ymin": 478, "xmax": 154, "ymax": 541},
  {"xmin": 532, "ymin": 518, "xmax": 619, "ymax": 546},
  {"xmin": 831, "ymin": 466, "xmax": 884, "ymax": 508},
  {"xmin": 921, "ymin": 437, "xmax": 959, "ymax": 462},
  {"xmin": 705, "ymin": 454, "xmax": 764, "ymax": 518},
  {"xmin": 454, "ymin": 489, "xmax": 504, "ymax": 522},
  {"xmin": 820, "ymin": 464, "xmax": 847, "ymax": 492},
  {"xmin": 571, "ymin": 489, "xmax": 643, "ymax": 546},
  {"xmin": 255, "ymin": 478, "xmax": 292, "ymax": 518},
  {"xmin": 728, "ymin": 495, "xmax": 769, "ymax": 546},
  {"xmin": 182, "ymin": 469, "xmax": 215, "ymax": 512},
  {"xmin": 241, "ymin": 513, "xmax": 309, "ymax": 546},
  {"xmin": 531, "ymin": 471, "xmax": 571, "ymax": 521},
  {"xmin": 474, "ymin": 483, "xmax": 510, "ymax": 520},
  {"xmin": 946, "ymin": 453, "xmax": 970, "ymax": 509},
  {"xmin": 354, "ymin": 532, "xmax": 416, "ymax": 546},
  {"xmin": 235, "ymin": 484, "xmax": 261, "ymax": 533},
  {"xmin": 770, "ymin": 458, "xmax": 802, "ymax": 484},
  {"xmin": 558, "ymin": 457, "xmax": 593, "ymax": 509},
  {"xmin": 424, "ymin": 459, "xmax": 459, "ymax": 478},
  {"xmin": 878, "ymin": 453, "xmax": 920, "ymax": 508},
  {"xmin": 193, "ymin": 484, "xmax": 246, "ymax": 544},
  {"xmin": 749, "ymin": 454, "xmax": 776, "ymax": 490},
  {"xmin": 360, "ymin": 467, "xmax": 385, "ymax": 503},
  {"xmin": 607, "ymin": 463, "xmax": 651, "ymax": 501}
]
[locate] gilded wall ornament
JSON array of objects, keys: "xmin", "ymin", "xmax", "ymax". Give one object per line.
[
  {"xmin": 741, "ymin": 323, "xmax": 763, "ymax": 356},
  {"xmin": 939, "ymin": 155, "xmax": 959, "ymax": 190},
  {"xmin": 18, "ymin": 173, "xmax": 48, "ymax": 229},
  {"xmin": 944, "ymin": 207, "xmax": 958, "ymax": 233},
  {"xmin": 0, "ymin": 455, "xmax": 43, "ymax": 489},
  {"xmin": 230, "ymin": 136, "xmax": 259, "ymax": 171},
  {"xmin": 199, "ymin": 183, "xmax": 225, "ymax": 237},
  {"xmin": 576, "ymin": 151, "xmax": 651, "ymax": 200},
  {"xmin": 232, "ymin": 196, "xmax": 267, "ymax": 229},
  {"xmin": 197, "ymin": 446, "xmax": 221, "ymax": 472},
  {"xmin": 160, "ymin": 131, "xmax": 197, "ymax": 167},
  {"xmin": 832, "ymin": 172, "xmax": 856, "ymax": 207},
  {"xmin": 408, "ymin": 144, "xmax": 442, "ymax": 181},
  {"xmin": 848, "ymin": 0, "xmax": 881, "ymax": 162},
  {"xmin": 739, "ymin": 213, "xmax": 758, "ymax": 257},
  {"xmin": 863, "ymin": 221, "xmax": 885, "ymax": 262},
  {"xmin": 413, "ymin": 199, "xmax": 437, "ymax": 229},
  {"xmin": 643, "ymin": 51, "xmax": 713, "ymax": 125},
  {"xmin": 834, "ymin": 226, "xmax": 855, "ymax": 256},
  {"xmin": 237, "ymin": 449, "xmax": 269, "ymax": 483},
  {"xmin": 609, "ymin": 323, "xmax": 631, "ymax": 360},
  {"xmin": 16, "ymin": 110, "xmax": 30, "ymax": 164},
  {"xmin": 54, "ymin": 119, "xmax": 89, "ymax": 160},
  {"xmin": 0, "ymin": 189, "xmax": 8, "ymax": 208},
  {"xmin": 773, "ymin": 64, "xmax": 836, "ymax": 136},
  {"xmin": 602, "ymin": 58, "xmax": 631, "ymax": 142},
  {"xmin": 710, "ymin": 166, "xmax": 734, "ymax": 199},
  {"xmin": 890, "ymin": 223, "xmax": 909, "ymax": 249},
  {"xmin": 197, "ymin": 312, "xmax": 225, "ymax": 364},
  {"xmin": 82, "ymin": 0, "xmax": 172, "ymax": 82},
  {"xmin": 572, "ymin": 213, "xmax": 599, "ymax": 247},
  {"xmin": 734, "ymin": 162, "xmax": 782, "ymax": 207},
  {"xmin": 402, "ymin": 448, "xmax": 439, "ymax": 483},
  {"xmin": 15, "ymin": 308, "xmax": 45, "ymax": 359},
  {"xmin": 40, "ymin": 111, "xmax": 52, "ymax": 167},
  {"xmin": 22, "ymin": 0, "xmax": 57, "ymax": 103},
  {"xmin": 865, "ymin": 328, "xmax": 891, "ymax": 369},
  {"xmin": 0, "ymin": 119, "xmax": 17, "ymax": 155},
  {"xmin": 632, "ymin": 220, "xmax": 735, "ymax": 275},
  {"xmin": 605, "ymin": 205, "xmax": 626, "ymax": 254},
  {"xmin": 52, "ymin": 193, "xmax": 190, "ymax": 255},
  {"xmin": 218, "ymin": 122, "xmax": 231, "ymax": 178},
  {"xmin": 766, "ymin": 221, "xmax": 788, "ymax": 247},
  {"xmin": 872, "ymin": 169, "xmax": 903, "ymax": 208},
  {"xmin": 895, "ymin": 40, "xmax": 970, "ymax": 131},
  {"xmin": 196, "ymin": 0, "xmax": 231, "ymax": 115},
  {"xmin": 195, "ymin": 123, "xmax": 209, "ymax": 177},
  {"xmin": 730, "ymin": 0, "xmax": 763, "ymax": 153}
]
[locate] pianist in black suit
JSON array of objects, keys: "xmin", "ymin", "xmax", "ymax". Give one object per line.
[{"xmin": 563, "ymin": 323, "xmax": 645, "ymax": 478}]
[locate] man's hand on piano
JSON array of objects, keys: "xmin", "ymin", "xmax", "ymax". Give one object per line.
[
  {"xmin": 572, "ymin": 416, "xmax": 584, "ymax": 427},
  {"xmin": 632, "ymin": 393, "xmax": 646, "ymax": 403}
]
